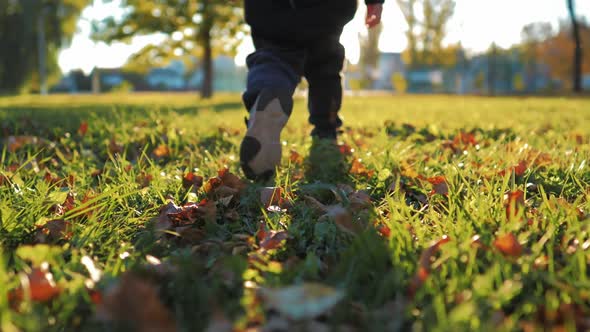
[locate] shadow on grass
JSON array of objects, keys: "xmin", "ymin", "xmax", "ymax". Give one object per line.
[
  {"xmin": 0, "ymin": 101, "xmax": 243, "ymax": 137},
  {"xmin": 303, "ymin": 138, "xmax": 351, "ymax": 186}
]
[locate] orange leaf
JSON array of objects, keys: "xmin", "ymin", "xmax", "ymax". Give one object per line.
[
  {"xmin": 407, "ymin": 235, "xmax": 451, "ymax": 298},
  {"xmin": 289, "ymin": 150, "xmax": 304, "ymax": 165},
  {"xmin": 9, "ymin": 266, "xmax": 61, "ymax": 303},
  {"xmin": 350, "ymin": 159, "xmax": 375, "ymax": 178},
  {"xmin": 498, "ymin": 160, "xmax": 528, "ymax": 177},
  {"xmin": 376, "ymin": 224, "xmax": 391, "ymax": 238},
  {"xmin": 493, "ymin": 233, "xmax": 523, "ymax": 257},
  {"xmin": 153, "ymin": 144, "xmax": 170, "ymax": 158}
]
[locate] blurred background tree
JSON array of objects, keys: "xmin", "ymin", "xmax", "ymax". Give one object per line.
[
  {"xmin": 358, "ymin": 23, "xmax": 382, "ymax": 89},
  {"xmin": 567, "ymin": 0, "xmax": 583, "ymax": 92},
  {"xmin": 93, "ymin": 0, "xmax": 245, "ymax": 98},
  {"xmin": 397, "ymin": 0, "xmax": 456, "ymax": 69},
  {"xmin": 0, "ymin": 0, "xmax": 89, "ymax": 94}
]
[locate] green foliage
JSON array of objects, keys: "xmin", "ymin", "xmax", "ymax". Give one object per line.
[
  {"xmin": 397, "ymin": 0, "xmax": 457, "ymax": 68},
  {"xmin": 0, "ymin": 0, "xmax": 89, "ymax": 93},
  {"xmin": 92, "ymin": 0, "xmax": 245, "ymax": 97},
  {"xmin": 0, "ymin": 94, "xmax": 589, "ymax": 330}
]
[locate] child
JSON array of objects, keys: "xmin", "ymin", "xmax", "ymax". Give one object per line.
[{"xmin": 240, "ymin": 0, "xmax": 384, "ymax": 180}]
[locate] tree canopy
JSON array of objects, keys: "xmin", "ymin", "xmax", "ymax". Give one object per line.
[
  {"xmin": 93, "ymin": 0, "xmax": 245, "ymax": 97},
  {"xmin": 0, "ymin": 0, "xmax": 89, "ymax": 94}
]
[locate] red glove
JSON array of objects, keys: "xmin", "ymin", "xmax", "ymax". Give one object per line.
[{"xmin": 366, "ymin": 4, "xmax": 383, "ymax": 28}]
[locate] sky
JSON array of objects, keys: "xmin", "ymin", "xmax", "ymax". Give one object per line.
[{"xmin": 58, "ymin": 0, "xmax": 590, "ymax": 74}]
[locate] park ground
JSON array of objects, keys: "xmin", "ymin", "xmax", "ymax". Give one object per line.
[{"xmin": 0, "ymin": 93, "xmax": 589, "ymax": 331}]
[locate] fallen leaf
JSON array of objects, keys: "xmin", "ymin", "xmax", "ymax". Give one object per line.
[
  {"xmin": 5, "ymin": 136, "xmax": 48, "ymax": 152},
  {"xmin": 348, "ymin": 190, "xmax": 372, "ymax": 212},
  {"xmin": 427, "ymin": 176, "xmax": 449, "ymax": 196},
  {"xmin": 257, "ymin": 222, "xmax": 289, "ymax": 251},
  {"xmin": 96, "ymin": 273, "xmax": 177, "ymax": 332},
  {"xmin": 34, "ymin": 219, "xmax": 72, "ymax": 243},
  {"xmin": 204, "ymin": 168, "xmax": 246, "ymax": 199},
  {"xmin": 493, "ymin": 233, "xmax": 523, "ymax": 257},
  {"xmin": 78, "ymin": 121, "xmax": 88, "ymax": 136},
  {"xmin": 350, "ymin": 159, "xmax": 375, "ymax": 178},
  {"xmin": 166, "ymin": 199, "xmax": 218, "ymax": 225},
  {"xmin": 320, "ymin": 205, "xmax": 361, "ymax": 235},
  {"xmin": 9, "ymin": 264, "xmax": 61, "ymax": 304},
  {"xmin": 136, "ymin": 172, "xmax": 153, "ymax": 188},
  {"xmin": 50, "ymin": 192, "xmax": 76, "ymax": 216},
  {"xmin": 454, "ymin": 131, "xmax": 477, "ymax": 147},
  {"xmin": 259, "ymin": 283, "xmax": 344, "ymax": 320},
  {"xmin": 376, "ymin": 223, "xmax": 391, "ymax": 238},
  {"xmin": 504, "ymin": 190, "xmax": 525, "ymax": 220},
  {"xmin": 182, "ymin": 172, "xmax": 203, "ymax": 191},
  {"xmin": 153, "ymin": 144, "xmax": 170, "ymax": 158},
  {"xmin": 44, "ymin": 172, "xmax": 74, "ymax": 188},
  {"xmin": 154, "ymin": 201, "xmax": 183, "ymax": 232},
  {"xmin": 408, "ymin": 235, "xmax": 451, "ymax": 298},
  {"xmin": 498, "ymin": 160, "xmax": 528, "ymax": 177},
  {"xmin": 289, "ymin": 150, "xmax": 304, "ymax": 165},
  {"xmin": 260, "ymin": 187, "xmax": 283, "ymax": 208},
  {"xmin": 339, "ymin": 143, "xmax": 353, "ymax": 156},
  {"xmin": 108, "ymin": 139, "xmax": 124, "ymax": 155}
]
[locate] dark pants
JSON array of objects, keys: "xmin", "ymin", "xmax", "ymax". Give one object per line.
[{"xmin": 242, "ymin": 1, "xmax": 354, "ymax": 132}]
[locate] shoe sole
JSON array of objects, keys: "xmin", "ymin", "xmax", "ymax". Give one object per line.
[{"xmin": 240, "ymin": 89, "xmax": 292, "ymax": 180}]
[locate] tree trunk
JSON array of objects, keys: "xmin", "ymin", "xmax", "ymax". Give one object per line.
[
  {"xmin": 567, "ymin": 0, "xmax": 583, "ymax": 92},
  {"xmin": 488, "ymin": 43, "xmax": 497, "ymax": 96},
  {"xmin": 200, "ymin": 19, "xmax": 214, "ymax": 98},
  {"xmin": 37, "ymin": 7, "xmax": 48, "ymax": 95}
]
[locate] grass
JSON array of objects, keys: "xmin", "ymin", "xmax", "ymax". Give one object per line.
[{"xmin": 0, "ymin": 93, "xmax": 589, "ymax": 331}]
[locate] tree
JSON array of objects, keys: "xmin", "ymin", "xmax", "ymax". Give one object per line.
[
  {"xmin": 567, "ymin": 0, "xmax": 583, "ymax": 92},
  {"xmin": 537, "ymin": 20, "xmax": 590, "ymax": 90},
  {"xmin": 0, "ymin": 0, "xmax": 89, "ymax": 94},
  {"xmin": 520, "ymin": 22, "xmax": 552, "ymax": 92},
  {"xmin": 358, "ymin": 23, "xmax": 382, "ymax": 88},
  {"xmin": 93, "ymin": 0, "xmax": 245, "ymax": 98},
  {"xmin": 397, "ymin": 0, "xmax": 456, "ymax": 69}
]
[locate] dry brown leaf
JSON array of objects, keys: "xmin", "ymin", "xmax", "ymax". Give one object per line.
[
  {"xmin": 427, "ymin": 176, "xmax": 449, "ymax": 196},
  {"xmin": 182, "ymin": 172, "xmax": 203, "ymax": 191},
  {"xmin": 408, "ymin": 235, "xmax": 451, "ymax": 298},
  {"xmin": 289, "ymin": 149, "xmax": 304, "ymax": 165},
  {"xmin": 493, "ymin": 233, "xmax": 523, "ymax": 257},
  {"xmin": 257, "ymin": 222, "xmax": 289, "ymax": 251},
  {"xmin": 348, "ymin": 190, "xmax": 372, "ymax": 212},
  {"xmin": 96, "ymin": 273, "xmax": 176, "ymax": 332},
  {"xmin": 34, "ymin": 219, "xmax": 72, "ymax": 243},
  {"xmin": 350, "ymin": 159, "xmax": 375, "ymax": 178}
]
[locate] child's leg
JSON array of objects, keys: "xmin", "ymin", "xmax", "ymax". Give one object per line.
[
  {"xmin": 240, "ymin": 36, "xmax": 304, "ymax": 180},
  {"xmin": 303, "ymin": 33, "xmax": 346, "ymax": 139},
  {"xmin": 242, "ymin": 37, "xmax": 304, "ymax": 111}
]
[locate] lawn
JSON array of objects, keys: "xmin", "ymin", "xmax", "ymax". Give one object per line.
[{"xmin": 0, "ymin": 93, "xmax": 589, "ymax": 331}]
